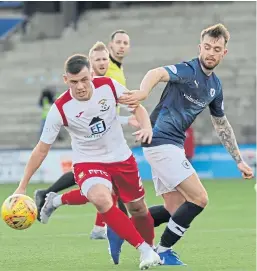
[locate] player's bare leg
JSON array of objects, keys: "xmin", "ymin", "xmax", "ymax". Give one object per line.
[
  {"xmin": 149, "ymin": 191, "xmax": 185, "ymax": 227},
  {"xmin": 162, "ymin": 191, "xmax": 186, "ymax": 215},
  {"xmin": 175, "ymin": 173, "xmax": 208, "ymax": 206}
]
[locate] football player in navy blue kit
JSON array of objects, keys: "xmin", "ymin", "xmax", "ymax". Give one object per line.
[{"xmin": 119, "ymin": 23, "xmax": 254, "ymax": 265}]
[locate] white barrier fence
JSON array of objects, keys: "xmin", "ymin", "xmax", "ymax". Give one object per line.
[{"xmin": 0, "ymin": 149, "xmax": 73, "ymax": 184}]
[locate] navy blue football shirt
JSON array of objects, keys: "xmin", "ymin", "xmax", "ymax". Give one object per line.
[{"xmin": 142, "ymin": 58, "xmax": 225, "ymax": 148}]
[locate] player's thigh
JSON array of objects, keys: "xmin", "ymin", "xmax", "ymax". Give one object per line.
[
  {"xmin": 176, "ymin": 173, "xmax": 208, "ymax": 208},
  {"xmin": 109, "ymin": 155, "xmax": 145, "ymax": 204},
  {"xmin": 143, "ymin": 144, "xmax": 196, "ymax": 195},
  {"xmin": 73, "ymin": 162, "xmax": 113, "ymax": 198},
  {"xmin": 162, "ymin": 191, "xmax": 186, "ymax": 215}
]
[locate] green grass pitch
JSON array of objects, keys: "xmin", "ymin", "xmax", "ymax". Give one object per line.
[{"xmin": 0, "ymin": 180, "xmax": 255, "ymax": 271}]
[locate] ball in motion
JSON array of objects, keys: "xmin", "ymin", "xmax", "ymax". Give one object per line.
[{"xmin": 1, "ymin": 194, "xmax": 37, "ymax": 230}]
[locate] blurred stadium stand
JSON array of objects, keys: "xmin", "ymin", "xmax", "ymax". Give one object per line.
[
  {"xmin": 0, "ymin": 1, "xmax": 255, "ymax": 148},
  {"xmin": 0, "ymin": 18, "xmax": 24, "ymax": 38},
  {"xmin": 0, "ymin": 1, "xmax": 25, "ymax": 51},
  {"xmin": 0, "ymin": 1, "xmax": 23, "ymax": 8}
]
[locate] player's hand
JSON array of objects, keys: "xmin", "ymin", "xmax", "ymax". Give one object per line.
[
  {"xmin": 128, "ymin": 115, "xmax": 140, "ymax": 129},
  {"xmin": 127, "ymin": 100, "xmax": 140, "ymax": 109},
  {"xmin": 13, "ymin": 186, "xmax": 26, "ymax": 195},
  {"xmin": 237, "ymin": 161, "xmax": 254, "ymax": 179},
  {"xmin": 119, "ymin": 90, "xmax": 148, "ymax": 105},
  {"xmin": 132, "ymin": 128, "xmax": 153, "ymax": 144},
  {"xmin": 118, "ymin": 95, "xmax": 140, "ymax": 109}
]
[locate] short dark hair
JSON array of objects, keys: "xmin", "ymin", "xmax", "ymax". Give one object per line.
[
  {"xmin": 201, "ymin": 23, "xmax": 230, "ymax": 46},
  {"xmin": 110, "ymin": 29, "xmax": 128, "ymax": 40},
  {"xmin": 64, "ymin": 54, "xmax": 90, "ymax": 74}
]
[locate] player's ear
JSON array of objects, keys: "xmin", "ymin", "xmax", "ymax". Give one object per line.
[
  {"xmin": 63, "ymin": 74, "xmax": 68, "ymax": 85},
  {"xmin": 126, "ymin": 45, "xmax": 130, "ymax": 55},
  {"xmin": 108, "ymin": 41, "xmax": 112, "ymax": 51},
  {"xmin": 198, "ymin": 44, "xmax": 201, "ymax": 54},
  {"xmin": 223, "ymin": 48, "xmax": 228, "ymax": 57}
]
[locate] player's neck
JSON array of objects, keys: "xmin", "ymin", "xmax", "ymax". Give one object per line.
[
  {"xmin": 110, "ymin": 54, "xmax": 123, "ymax": 67},
  {"xmin": 200, "ymin": 63, "xmax": 213, "ymax": 76}
]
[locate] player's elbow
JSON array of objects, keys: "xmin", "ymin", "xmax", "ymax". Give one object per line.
[
  {"xmin": 147, "ymin": 68, "xmax": 162, "ymax": 79},
  {"xmin": 35, "ymin": 141, "xmax": 51, "ymax": 158},
  {"xmin": 149, "ymin": 67, "xmax": 169, "ymax": 82}
]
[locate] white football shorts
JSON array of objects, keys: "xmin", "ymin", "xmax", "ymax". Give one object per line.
[{"xmin": 143, "ymin": 144, "xmax": 196, "ymax": 196}]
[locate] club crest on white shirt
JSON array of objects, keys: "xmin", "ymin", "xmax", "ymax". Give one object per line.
[{"xmin": 98, "ymin": 99, "xmax": 110, "ymax": 112}]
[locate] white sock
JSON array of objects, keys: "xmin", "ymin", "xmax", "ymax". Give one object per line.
[
  {"xmin": 137, "ymin": 242, "xmax": 152, "ymax": 253},
  {"xmin": 52, "ymin": 195, "xmax": 63, "ymax": 208},
  {"xmin": 93, "ymin": 225, "xmax": 106, "ymax": 232},
  {"xmin": 156, "ymin": 244, "xmax": 171, "ymax": 253}
]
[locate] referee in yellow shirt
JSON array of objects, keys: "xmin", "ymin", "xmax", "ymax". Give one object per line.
[
  {"xmin": 106, "ymin": 29, "xmax": 130, "ymax": 120},
  {"xmin": 106, "ymin": 29, "xmax": 129, "ymax": 88}
]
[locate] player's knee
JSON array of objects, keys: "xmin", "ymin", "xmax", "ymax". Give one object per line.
[
  {"xmin": 193, "ymin": 193, "xmax": 209, "ymax": 208},
  {"xmin": 91, "ymin": 193, "xmax": 113, "ymax": 213},
  {"xmin": 127, "ymin": 199, "xmax": 148, "ymax": 217},
  {"xmin": 201, "ymin": 193, "xmax": 209, "ymax": 207},
  {"xmin": 129, "ymin": 206, "xmax": 147, "ymax": 217},
  {"xmin": 86, "ymin": 184, "xmax": 113, "ymax": 212}
]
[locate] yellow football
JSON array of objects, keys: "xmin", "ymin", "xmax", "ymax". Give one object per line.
[{"xmin": 1, "ymin": 194, "xmax": 37, "ymax": 230}]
